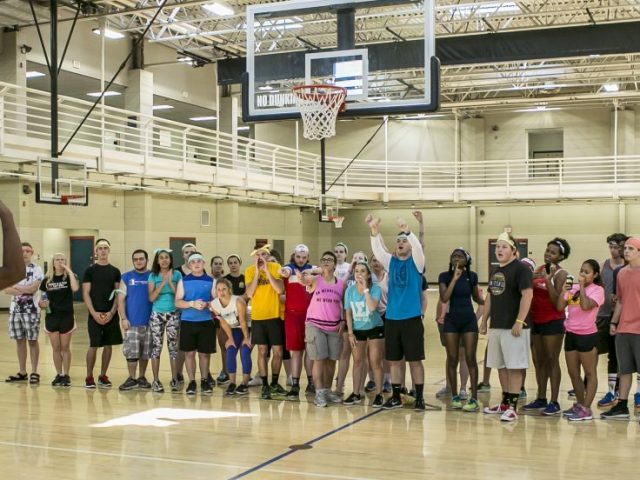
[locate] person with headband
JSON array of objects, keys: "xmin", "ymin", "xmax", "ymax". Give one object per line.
[
  {"xmin": 116, "ymin": 250, "xmax": 153, "ymax": 392},
  {"xmin": 366, "ymin": 213, "xmax": 427, "ymax": 411},
  {"xmin": 81, "ymin": 238, "xmax": 122, "ymax": 389},
  {"xmin": 173, "ymin": 243, "xmax": 197, "ymax": 387},
  {"xmin": 245, "ymin": 243, "xmax": 286, "ymax": 400},
  {"xmin": 525, "ymin": 237, "xmax": 570, "ymax": 416},
  {"xmin": 0, "ymin": 200, "xmax": 25, "ymax": 291},
  {"xmin": 224, "ymin": 254, "xmax": 246, "ymax": 297},
  {"xmin": 334, "ymin": 242, "xmax": 350, "ymax": 281},
  {"xmin": 481, "ymin": 232, "xmax": 533, "ymax": 422},
  {"xmin": 601, "ymin": 237, "xmax": 640, "ymax": 420},
  {"xmin": 209, "ymin": 255, "xmax": 231, "ymax": 387},
  {"xmin": 175, "ymin": 252, "xmax": 216, "ymax": 395}
]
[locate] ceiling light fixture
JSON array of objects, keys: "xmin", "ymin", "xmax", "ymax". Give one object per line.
[
  {"xmin": 189, "ymin": 116, "xmax": 217, "ymax": 121},
  {"xmin": 87, "ymin": 91, "xmax": 122, "ymax": 97},
  {"xmin": 152, "ymin": 105, "xmax": 174, "ymax": 111},
  {"xmin": 203, "ymin": 2, "xmax": 234, "ymax": 16},
  {"xmin": 603, "ymin": 83, "xmax": 619, "ymax": 92},
  {"xmin": 92, "ymin": 27, "xmax": 125, "ymax": 39},
  {"xmin": 26, "ymin": 71, "xmax": 46, "ymax": 79}
]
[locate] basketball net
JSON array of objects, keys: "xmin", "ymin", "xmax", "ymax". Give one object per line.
[
  {"xmin": 329, "ymin": 216, "xmax": 344, "ymax": 228},
  {"xmin": 292, "ymin": 85, "xmax": 347, "ymax": 141}
]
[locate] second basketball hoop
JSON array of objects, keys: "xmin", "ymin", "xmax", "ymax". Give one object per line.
[{"xmin": 292, "ymin": 85, "xmax": 347, "ymax": 141}]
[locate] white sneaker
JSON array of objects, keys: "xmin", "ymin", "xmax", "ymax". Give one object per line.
[
  {"xmin": 500, "ymin": 406, "xmax": 518, "ymax": 422},
  {"xmin": 314, "ymin": 391, "xmax": 328, "ymax": 408},
  {"xmin": 459, "ymin": 388, "xmax": 468, "ymax": 400},
  {"xmin": 248, "ymin": 375, "xmax": 262, "ymax": 387},
  {"xmin": 435, "ymin": 386, "xmax": 452, "ymax": 399},
  {"xmin": 326, "ymin": 391, "xmax": 343, "ymax": 403},
  {"xmin": 286, "ymin": 375, "xmax": 293, "ymax": 386}
]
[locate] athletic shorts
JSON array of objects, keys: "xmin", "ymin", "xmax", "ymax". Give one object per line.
[
  {"xmin": 150, "ymin": 311, "xmax": 180, "ymax": 360},
  {"xmin": 353, "ymin": 325, "xmax": 385, "ymax": 342},
  {"xmin": 596, "ymin": 315, "xmax": 611, "ymax": 354},
  {"xmin": 532, "ymin": 318, "xmax": 565, "ymax": 336},
  {"xmin": 8, "ymin": 312, "xmax": 40, "ymax": 341},
  {"xmin": 122, "ymin": 325, "xmax": 152, "ymax": 360},
  {"xmin": 305, "ymin": 324, "xmax": 342, "ymax": 361},
  {"xmin": 284, "ymin": 310, "xmax": 306, "ymax": 351},
  {"xmin": 486, "ymin": 328, "xmax": 530, "ymax": 369},
  {"xmin": 384, "ymin": 316, "xmax": 425, "ymax": 362},
  {"xmin": 179, "ymin": 320, "xmax": 216, "ymax": 354},
  {"xmin": 443, "ymin": 312, "xmax": 479, "ymax": 334},
  {"xmin": 44, "ymin": 314, "xmax": 75, "ymax": 335},
  {"xmin": 615, "ymin": 333, "xmax": 640, "ymax": 375},
  {"xmin": 437, "ymin": 322, "xmax": 465, "ymax": 348},
  {"xmin": 252, "ymin": 318, "xmax": 284, "ymax": 347},
  {"xmin": 88, "ymin": 314, "xmax": 123, "ymax": 348},
  {"xmin": 564, "ymin": 331, "xmax": 598, "ymax": 353}
]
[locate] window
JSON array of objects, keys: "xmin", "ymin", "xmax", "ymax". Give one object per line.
[{"xmin": 527, "ymin": 129, "xmax": 563, "ymax": 179}]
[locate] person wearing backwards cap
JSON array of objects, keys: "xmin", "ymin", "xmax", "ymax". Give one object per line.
[
  {"xmin": 480, "ymin": 232, "xmax": 533, "ymax": 422},
  {"xmin": 245, "ymin": 243, "xmax": 285, "ymax": 400},
  {"xmin": 82, "ymin": 238, "xmax": 122, "ymax": 389}
]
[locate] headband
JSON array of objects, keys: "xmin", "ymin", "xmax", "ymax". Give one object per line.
[
  {"xmin": 294, "ymin": 244, "xmax": 309, "ymax": 254},
  {"xmin": 181, "ymin": 243, "xmax": 196, "ymax": 252},
  {"xmin": 453, "ymin": 247, "xmax": 471, "ymax": 264},
  {"xmin": 154, "ymin": 248, "xmax": 172, "ymax": 255},
  {"xmin": 497, "ymin": 232, "xmax": 516, "ymax": 249},
  {"xmin": 396, "ymin": 232, "xmax": 409, "ymax": 240},
  {"xmin": 335, "ymin": 242, "xmax": 348, "ymax": 254},
  {"xmin": 188, "ymin": 253, "xmax": 204, "ymax": 264},
  {"xmin": 521, "ymin": 258, "xmax": 536, "ymax": 271},
  {"xmin": 95, "ymin": 239, "xmax": 111, "ymax": 248},
  {"xmin": 551, "ymin": 240, "xmax": 566, "ymax": 255},
  {"xmin": 251, "ymin": 244, "xmax": 272, "ymax": 257},
  {"xmin": 227, "ymin": 254, "xmax": 242, "ymax": 263},
  {"xmin": 625, "ymin": 237, "xmax": 640, "ymax": 251}
]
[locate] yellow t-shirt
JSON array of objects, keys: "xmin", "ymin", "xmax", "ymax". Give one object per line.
[{"xmin": 245, "ymin": 262, "xmax": 282, "ymax": 321}]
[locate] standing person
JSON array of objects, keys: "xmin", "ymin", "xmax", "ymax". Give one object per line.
[
  {"xmin": 556, "ymin": 259, "xmax": 604, "ymax": 421},
  {"xmin": 210, "ymin": 256, "xmax": 225, "ymax": 281},
  {"xmin": 83, "ymin": 239, "xmax": 122, "ymax": 388},
  {"xmin": 280, "ymin": 244, "xmax": 314, "ymax": 400},
  {"xmin": 210, "ymin": 279, "xmax": 250, "ymax": 396},
  {"xmin": 480, "ymin": 232, "xmax": 533, "ymax": 422},
  {"xmin": 525, "ymin": 238, "xmax": 571, "ymax": 416},
  {"xmin": 245, "ymin": 244, "xmax": 286, "ymax": 400},
  {"xmin": 117, "ymin": 250, "xmax": 153, "ymax": 391},
  {"xmin": 334, "ymin": 243, "xmax": 350, "ymax": 281},
  {"xmin": 148, "ymin": 249, "xmax": 182, "ymax": 393},
  {"xmin": 39, "ymin": 253, "xmax": 79, "ymax": 386},
  {"xmin": 438, "ymin": 248, "xmax": 484, "ymax": 412},
  {"xmin": 367, "ymin": 213, "xmax": 427, "ymax": 411},
  {"xmin": 173, "ymin": 243, "xmax": 197, "ymax": 385},
  {"xmin": 596, "ymin": 233, "xmax": 628, "ymax": 407},
  {"xmin": 344, "ymin": 261, "xmax": 385, "ymax": 408},
  {"xmin": 211, "ymin": 255, "xmax": 230, "ymax": 386},
  {"xmin": 175, "ymin": 252, "xmax": 216, "ymax": 395},
  {"xmin": 366, "ymin": 253, "xmax": 392, "ymax": 393},
  {"xmin": 225, "ymin": 254, "xmax": 246, "ymax": 296},
  {"xmin": 0, "ymin": 200, "xmax": 25, "ymax": 290}
]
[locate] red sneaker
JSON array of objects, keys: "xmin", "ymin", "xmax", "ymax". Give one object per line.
[
  {"xmin": 85, "ymin": 376, "xmax": 96, "ymax": 389},
  {"xmin": 483, "ymin": 403, "xmax": 508, "ymax": 414},
  {"xmin": 97, "ymin": 375, "xmax": 112, "ymax": 388}
]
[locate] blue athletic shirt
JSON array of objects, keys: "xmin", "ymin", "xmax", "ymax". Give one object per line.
[
  {"xmin": 345, "ymin": 283, "xmax": 383, "ymax": 331},
  {"xmin": 121, "ymin": 270, "xmax": 153, "ymax": 327},
  {"xmin": 180, "ymin": 273, "xmax": 214, "ymax": 322},
  {"xmin": 148, "ymin": 270, "xmax": 182, "ymax": 313},
  {"xmin": 438, "ymin": 270, "xmax": 478, "ymax": 316},
  {"xmin": 386, "ymin": 256, "xmax": 423, "ymax": 320}
]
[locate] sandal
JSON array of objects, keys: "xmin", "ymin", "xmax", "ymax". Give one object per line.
[
  {"xmin": 29, "ymin": 373, "xmax": 40, "ymax": 384},
  {"xmin": 5, "ymin": 373, "xmax": 28, "ymax": 383}
]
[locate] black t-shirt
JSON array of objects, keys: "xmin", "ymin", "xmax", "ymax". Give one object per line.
[
  {"xmin": 488, "ymin": 259, "xmax": 532, "ymax": 329},
  {"xmin": 225, "ymin": 273, "xmax": 246, "ymax": 296},
  {"xmin": 40, "ymin": 274, "xmax": 75, "ymax": 316},
  {"xmin": 83, "ymin": 263, "xmax": 121, "ymax": 312}
]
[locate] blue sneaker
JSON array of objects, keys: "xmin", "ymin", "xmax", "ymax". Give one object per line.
[
  {"xmin": 634, "ymin": 392, "xmax": 640, "ymax": 410},
  {"xmin": 364, "ymin": 380, "xmax": 376, "ymax": 393},
  {"xmin": 542, "ymin": 401, "xmax": 561, "ymax": 416},
  {"xmin": 382, "ymin": 380, "xmax": 392, "ymax": 393},
  {"xmin": 597, "ymin": 391, "xmax": 618, "ymax": 408},
  {"xmin": 523, "ymin": 398, "xmax": 548, "ymax": 411}
]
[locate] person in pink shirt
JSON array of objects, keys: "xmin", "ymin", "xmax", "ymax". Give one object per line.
[{"xmin": 556, "ymin": 259, "xmax": 604, "ymax": 421}]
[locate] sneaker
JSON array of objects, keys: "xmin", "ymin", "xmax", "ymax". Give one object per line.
[
  {"xmin": 519, "ymin": 388, "xmax": 527, "ymax": 399},
  {"xmin": 286, "ymin": 375, "xmax": 293, "ymax": 387},
  {"xmin": 343, "ymin": 392, "xmax": 362, "ymax": 405},
  {"xmin": 600, "ymin": 402, "xmax": 630, "ymax": 420},
  {"xmin": 477, "ymin": 382, "xmax": 491, "ymax": 393},
  {"xmin": 542, "ymin": 401, "xmax": 561, "ymax": 416},
  {"xmin": 483, "ymin": 403, "xmax": 508, "ymax": 414},
  {"xmin": 382, "ymin": 380, "xmax": 392, "ymax": 393},
  {"xmin": 597, "ymin": 391, "xmax": 618, "ymax": 408},
  {"xmin": 568, "ymin": 404, "xmax": 593, "ymax": 422},
  {"xmin": 372, "ymin": 394, "xmax": 384, "ymax": 408},
  {"xmin": 326, "ymin": 391, "xmax": 343, "ymax": 404},
  {"xmin": 364, "ymin": 380, "xmax": 376, "ymax": 393},
  {"xmin": 201, "ymin": 379, "xmax": 213, "ymax": 395},
  {"xmin": 216, "ymin": 371, "xmax": 230, "ymax": 385},
  {"xmin": 382, "ymin": 397, "xmax": 403, "ymax": 410},
  {"xmin": 118, "ymin": 377, "xmax": 138, "ymax": 391},
  {"xmin": 270, "ymin": 383, "xmax": 287, "ymax": 396},
  {"xmin": 285, "ymin": 387, "xmax": 300, "ymax": 401},
  {"xmin": 523, "ymin": 398, "xmax": 548, "ymax": 411},
  {"xmin": 634, "ymin": 392, "xmax": 640, "ymax": 410},
  {"xmin": 248, "ymin": 375, "xmax": 263, "ymax": 387},
  {"xmin": 225, "ymin": 383, "xmax": 237, "ymax": 396},
  {"xmin": 176, "ymin": 372, "xmax": 185, "ymax": 385},
  {"xmin": 207, "ymin": 372, "xmax": 216, "ymax": 387},
  {"xmin": 261, "ymin": 384, "xmax": 272, "ymax": 400},
  {"xmin": 137, "ymin": 376, "xmax": 151, "ymax": 390},
  {"xmin": 500, "ymin": 406, "xmax": 518, "ymax": 422},
  {"xmin": 151, "ymin": 380, "xmax": 164, "ymax": 393},
  {"xmin": 463, "ymin": 398, "xmax": 480, "ymax": 412},
  {"xmin": 186, "ymin": 380, "xmax": 197, "ymax": 395},
  {"xmin": 459, "ymin": 389, "xmax": 468, "ymax": 401},
  {"xmin": 435, "ymin": 386, "xmax": 451, "ymax": 399},
  {"xmin": 61, "ymin": 375, "xmax": 71, "ymax": 387},
  {"xmin": 51, "ymin": 374, "xmax": 63, "ymax": 387},
  {"xmin": 450, "ymin": 395, "xmax": 463, "ymax": 410},
  {"xmin": 314, "ymin": 391, "xmax": 327, "ymax": 408},
  {"xmin": 170, "ymin": 378, "xmax": 180, "ymax": 392},
  {"xmin": 414, "ymin": 397, "xmax": 426, "ymax": 411},
  {"xmin": 85, "ymin": 376, "xmax": 96, "ymax": 389},
  {"xmin": 305, "ymin": 383, "xmax": 316, "ymax": 395},
  {"xmin": 562, "ymin": 403, "xmax": 579, "ymax": 418},
  {"xmin": 98, "ymin": 375, "xmax": 113, "ymax": 389},
  {"xmin": 235, "ymin": 384, "xmax": 249, "ymax": 395},
  {"xmin": 567, "ymin": 389, "xmax": 576, "ymax": 399}
]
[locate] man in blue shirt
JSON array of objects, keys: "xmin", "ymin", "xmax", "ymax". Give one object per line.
[{"xmin": 117, "ymin": 249, "xmax": 153, "ymax": 391}]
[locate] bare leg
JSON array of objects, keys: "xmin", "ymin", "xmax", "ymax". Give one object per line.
[
  {"xmin": 100, "ymin": 345, "xmax": 112, "ymax": 376},
  {"xmin": 139, "ymin": 359, "xmax": 149, "ymax": 378},
  {"xmin": 60, "ymin": 333, "xmax": 72, "ymax": 375},
  {"xmin": 86, "ymin": 347, "xmax": 97, "ymax": 377},
  {"xmin": 351, "ymin": 341, "xmax": 367, "ymax": 395},
  {"xmin": 271, "ymin": 345, "xmax": 283, "ymax": 379},
  {"xmin": 27, "ymin": 339, "xmax": 39, "ymax": 374},
  {"xmin": 531, "ymin": 334, "xmax": 547, "ymax": 399},
  {"xmin": 217, "ymin": 327, "xmax": 228, "ymax": 375},
  {"xmin": 459, "ymin": 346, "xmax": 469, "ymax": 391},
  {"xmin": 579, "ymin": 349, "xmax": 599, "ymax": 408},
  {"xmin": 16, "ymin": 339, "xmax": 27, "ymax": 374},
  {"xmin": 336, "ymin": 333, "xmax": 351, "ymax": 393},
  {"xmin": 444, "ymin": 333, "xmax": 461, "ymax": 395},
  {"xmin": 258, "ymin": 345, "xmax": 269, "ymax": 377},
  {"xmin": 462, "ymin": 332, "xmax": 479, "ymax": 399},
  {"xmin": 184, "ymin": 351, "xmax": 196, "ymax": 381},
  {"xmin": 367, "ymin": 339, "xmax": 384, "ymax": 395},
  {"xmin": 543, "ymin": 334, "xmax": 564, "ymax": 403},
  {"xmin": 198, "ymin": 353, "xmax": 211, "ymax": 379},
  {"xmin": 49, "ymin": 333, "xmax": 63, "ymax": 374}
]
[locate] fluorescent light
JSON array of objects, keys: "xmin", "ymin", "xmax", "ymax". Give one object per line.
[
  {"xmin": 87, "ymin": 91, "xmax": 122, "ymax": 98},
  {"xmin": 92, "ymin": 27, "xmax": 125, "ymax": 39},
  {"xmin": 237, "ymin": 126, "xmax": 250, "ymax": 131},
  {"xmin": 536, "ymin": 105, "xmax": 546, "ymax": 111},
  {"xmin": 189, "ymin": 116, "xmax": 217, "ymax": 121},
  {"xmin": 258, "ymin": 85, "xmax": 274, "ymax": 91},
  {"xmin": 153, "ymin": 105, "xmax": 174, "ymax": 111},
  {"xmin": 26, "ymin": 71, "xmax": 46, "ymax": 79},
  {"xmin": 203, "ymin": 2, "xmax": 234, "ymax": 16},
  {"xmin": 603, "ymin": 83, "xmax": 619, "ymax": 92}
]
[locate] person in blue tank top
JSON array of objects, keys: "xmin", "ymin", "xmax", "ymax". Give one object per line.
[
  {"xmin": 116, "ymin": 250, "xmax": 153, "ymax": 391},
  {"xmin": 367, "ymin": 213, "xmax": 427, "ymax": 411},
  {"xmin": 175, "ymin": 253, "xmax": 216, "ymax": 396}
]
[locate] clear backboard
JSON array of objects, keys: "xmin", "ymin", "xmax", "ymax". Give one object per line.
[{"xmin": 35, "ymin": 157, "xmax": 88, "ymax": 206}]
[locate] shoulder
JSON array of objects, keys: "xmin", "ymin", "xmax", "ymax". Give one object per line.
[{"xmin": 438, "ymin": 271, "xmax": 450, "ymax": 283}]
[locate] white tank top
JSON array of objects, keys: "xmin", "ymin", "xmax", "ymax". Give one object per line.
[{"xmin": 211, "ymin": 295, "xmax": 241, "ymax": 328}]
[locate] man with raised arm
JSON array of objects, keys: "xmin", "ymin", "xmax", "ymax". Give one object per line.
[
  {"xmin": 366, "ymin": 213, "xmax": 427, "ymax": 411},
  {"xmin": 0, "ymin": 201, "xmax": 24, "ymax": 290}
]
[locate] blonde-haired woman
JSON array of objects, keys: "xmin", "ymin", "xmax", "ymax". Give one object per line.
[{"xmin": 39, "ymin": 253, "xmax": 79, "ymax": 386}]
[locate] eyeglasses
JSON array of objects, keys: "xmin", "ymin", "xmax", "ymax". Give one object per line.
[
  {"xmin": 133, "ymin": 257, "xmax": 146, "ymax": 262},
  {"xmin": 320, "ymin": 257, "xmax": 335, "ymax": 263}
]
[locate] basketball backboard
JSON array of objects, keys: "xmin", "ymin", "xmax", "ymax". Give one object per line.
[
  {"xmin": 243, "ymin": 0, "xmax": 439, "ymax": 122},
  {"xmin": 35, "ymin": 157, "xmax": 88, "ymax": 206}
]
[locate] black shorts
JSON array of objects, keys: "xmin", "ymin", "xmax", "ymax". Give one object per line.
[
  {"xmin": 252, "ymin": 318, "xmax": 285, "ymax": 347},
  {"xmin": 532, "ymin": 318, "xmax": 565, "ymax": 336},
  {"xmin": 354, "ymin": 325, "xmax": 385, "ymax": 342},
  {"xmin": 437, "ymin": 323, "xmax": 465, "ymax": 348},
  {"xmin": 88, "ymin": 314, "xmax": 123, "ymax": 348},
  {"xmin": 179, "ymin": 320, "xmax": 216, "ymax": 354},
  {"xmin": 46, "ymin": 314, "xmax": 75, "ymax": 335},
  {"xmin": 443, "ymin": 312, "xmax": 479, "ymax": 334},
  {"xmin": 384, "ymin": 317, "xmax": 425, "ymax": 362},
  {"xmin": 596, "ymin": 315, "xmax": 611, "ymax": 354},
  {"xmin": 564, "ymin": 331, "xmax": 598, "ymax": 353}
]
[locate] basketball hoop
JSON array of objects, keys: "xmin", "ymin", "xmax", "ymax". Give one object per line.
[
  {"xmin": 329, "ymin": 216, "xmax": 345, "ymax": 229},
  {"xmin": 292, "ymin": 85, "xmax": 347, "ymax": 141},
  {"xmin": 60, "ymin": 194, "xmax": 86, "ymax": 215}
]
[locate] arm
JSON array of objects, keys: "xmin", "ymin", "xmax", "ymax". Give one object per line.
[
  {"xmin": 148, "ymin": 275, "xmax": 163, "ymax": 303},
  {"xmin": 3, "ymin": 286, "xmax": 21, "ymax": 296},
  {"xmin": 67, "ymin": 270, "xmax": 79, "ymax": 293},
  {"xmin": 218, "ymin": 315, "xmax": 234, "ymax": 348},
  {"xmin": 14, "ymin": 279, "xmax": 42, "ymax": 295},
  {"xmin": 0, "ymin": 201, "xmax": 25, "ymax": 290},
  {"xmin": 364, "ymin": 289, "xmax": 379, "ymax": 312},
  {"xmin": 439, "ymin": 270, "xmax": 462, "ymax": 303},
  {"xmin": 245, "ymin": 264, "xmax": 259, "ymax": 298},
  {"xmin": 578, "ymin": 288, "xmax": 599, "ymax": 311},
  {"xmin": 609, "ymin": 299, "xmax": 622, "ymax": 335},
  {"xmin": 471, "ymin": 284, "xmax": 484, "ymax": 306},
  {"xmin": 407, "ymin": 231, "xmax": 425, "ymax": 273},
  {"xmin": 345, "ymin": 307, "xmax": 357, "ymax": 348},
  {"xmin": 82, "ymin": 282, "xmax": 101, "ymax": 323},
  {"xmin": 545, "ymin": 269, "xmax": 567, "ymax": 307},
  {"xmin": 366, "ymin": 214, "xmax": 392, "ymax": 270},
  {"xmin": 511, "ymin": 288, "xmax": 533, "ymax": 337},
  {"xmin": 174, "ymin": 280, "xmax": 189, "ymax": 309},
  {"xmin": 236, "ymin": 298, "xmax": 251, "ymax": 347},
  {"xmin": 412, "ymin": 210, "xmax": 425, "ymax": 247},
  {"xmin": 480, "ymin": 294, "xmax": 491, "ymax": 335},
  {"xmin": 116, "ymin": 281, "xmax": 129, "ymax": 330},
  {"xmin": 263, "ymin": 264, "xmax": 284, "ymax": 295}
]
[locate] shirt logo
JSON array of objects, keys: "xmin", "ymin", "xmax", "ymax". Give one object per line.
[{"xmin": 489, "ymin": 272, "xmax": 506, "ymax": 296}]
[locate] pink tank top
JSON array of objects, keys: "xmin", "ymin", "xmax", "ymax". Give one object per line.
[{"xmin": 306, "ymin": 275, "xmax": 344, "ymax": 332}]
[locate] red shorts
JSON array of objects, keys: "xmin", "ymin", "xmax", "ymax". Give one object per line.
[{"xmin": 285, "ymin": 310, "xmax": 306, "ymax": 351}]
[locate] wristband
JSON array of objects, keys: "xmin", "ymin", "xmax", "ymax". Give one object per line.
[
  {"xmin": 363, "ymin": 288, "xmax": 370, "ymax": 294},
  {"xmin": 515, "ymin": 319, "xmax": 526, "ymax": 326},
  {"xmin": 611, "ymin": 323, "xmax": 618, "ymax": 327}
]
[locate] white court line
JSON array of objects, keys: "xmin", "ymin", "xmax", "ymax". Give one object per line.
[{"xmin": 0, "ymin": 441, "xmax": 371, "ymax": 480}]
